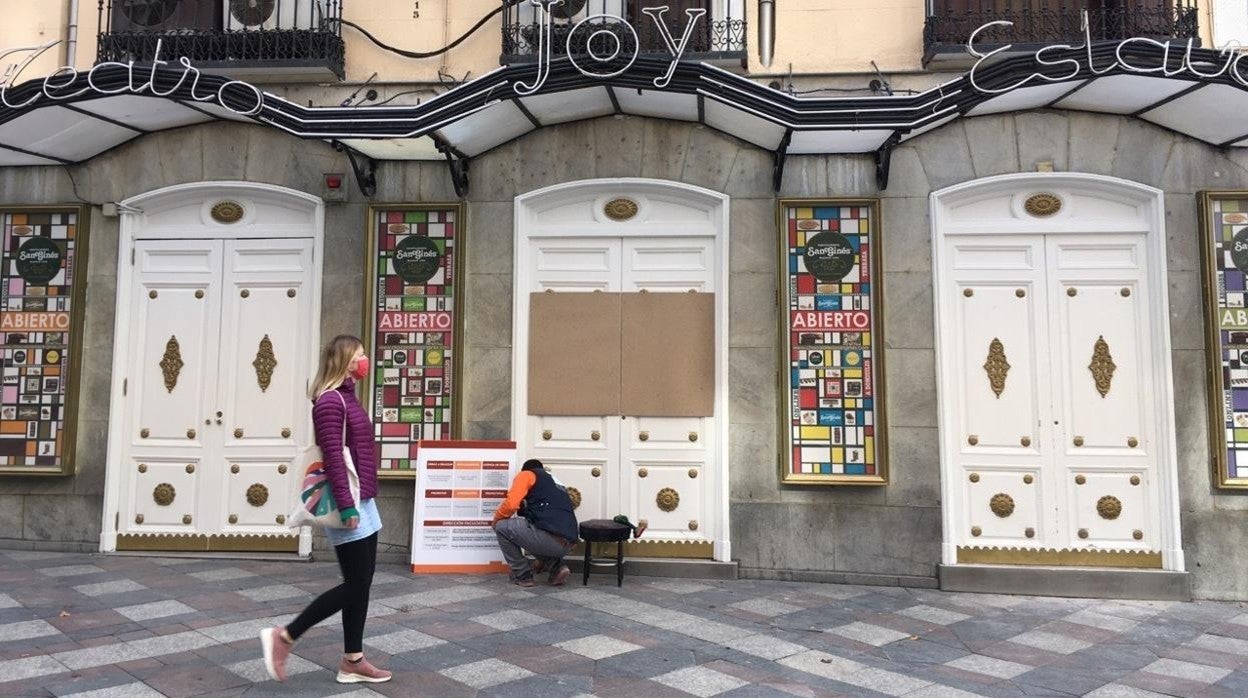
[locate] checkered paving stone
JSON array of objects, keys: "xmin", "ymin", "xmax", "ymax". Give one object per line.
[{"xmin": 2, "ymin": 551, "xmax": 1248, "ymax": 696}]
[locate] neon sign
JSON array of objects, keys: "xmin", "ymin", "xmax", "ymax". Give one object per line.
[
  {"xmin": 968, "ymin": 12, "xmax": 1248, "ymax": 95},
  {"xmin": 0, "ymin": 39, "xmax": 265, "ymax": 116},
  {"xmin": 515, "ymin": 0, "xmax": 706, "ymax": 95}
]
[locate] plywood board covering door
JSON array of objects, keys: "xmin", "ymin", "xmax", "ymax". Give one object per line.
[
  {"xmin": 621, "ymin": 292, "xmax": 715, "ymax": 417},
  {"xmin": 528, "ymin": 292, "xmax": 621, "ymax": 415}
]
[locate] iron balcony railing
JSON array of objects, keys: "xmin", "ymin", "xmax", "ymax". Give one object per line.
[
  {"xmin": 97, "ymin": 0, "xmax": 345, "ymax": 80},
  {"xmin": 924, "ymin": 1, "xmax": 1200, "ymax": 63},
  {"xmin": 502, "ymin": 1, "xmax": 747, "ymax": 64}
]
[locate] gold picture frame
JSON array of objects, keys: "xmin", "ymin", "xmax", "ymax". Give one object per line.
[
  {"xmin": 363, "ymin": 203, "xmax": 467, "ymax": 480},
  {"xmin": 1199, "ymin": 191, "xmax": 1248, "ymax": 489},
  {"xmin": 0, "ymin": 205, "xmax": 89, "ymax": 476},
  {"xmin": 777, "ymin": 199, "xmax": 888, "ymax": 486}
]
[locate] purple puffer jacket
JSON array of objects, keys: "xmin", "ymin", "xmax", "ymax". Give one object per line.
[{"xmin": 312, "ymin": 378, "xmax": 378, "ymax": 510}]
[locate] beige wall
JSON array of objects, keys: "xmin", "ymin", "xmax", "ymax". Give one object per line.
[
  {"xmin": 44, "ymin": 0, "xmax": 1220, "ymax": 85},
  {"xmin": 0, "ymin": 0, "xmax": 69, "ymax": 79}
]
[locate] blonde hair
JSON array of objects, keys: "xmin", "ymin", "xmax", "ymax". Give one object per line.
[{"xmin": 309, "ymin": 335, "xmax": 364, "ymax": 401}]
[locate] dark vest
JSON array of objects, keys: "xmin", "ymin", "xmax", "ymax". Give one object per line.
[{"xmin": 522, "ymin": 469, "xmax": 579, "ymax": 543}]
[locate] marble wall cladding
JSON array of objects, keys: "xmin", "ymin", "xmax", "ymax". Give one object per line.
[{"xmin": 0, "ymin": 112, "xmax": 1243, "ymax": 597}]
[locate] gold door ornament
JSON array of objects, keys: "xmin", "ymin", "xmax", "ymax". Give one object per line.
[
  {"xmin": 153, "ymin": 483, "xmax": 176, "ymax": 506},
  {"xmin": 983, "ymin": 338, "xmax": 1010, "ymax": 398},
  {"xmin": 656, "ymin": 487, "xmax": 680, "ymax": 512},
  {"xmin": 252, "ymin": 335, "xmax": 278, "ymax": 392},
  {"xmin": 604, "ymin": 198, "xmax": 639, "ymax": 221},
  {"xmin": 990, "ymin": 493, "xmax": 1015, "ymax": 518},
  {"xmin": 246, "ymin": 483, "xmax": 269, "ymax": 507},
  {"xmin": 566, "ymin": 487, "xmax": 582, "ymax": 510},
  {"xmin": 1088, "ymin": 335, "xmax": 1117, "ymax": 398},
  {"xmin": 1024, "ymin": 193, "xmax": 1062, "ymax": 217},
  {"xmin": 1097, "ymin": 495, "xmax": 1123, "ymax": 520},
  {"xmin": 160, "ymin": 335, "xmax": 184, "ymax": 393},
  {"xmin": 210, "ymin": 201, "xmax": 244, "ymax": 223}
]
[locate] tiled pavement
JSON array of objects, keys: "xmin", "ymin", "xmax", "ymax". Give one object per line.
[{"xmin": 0, "ymin": 552, "xmax": 1246, "ymax": 697}]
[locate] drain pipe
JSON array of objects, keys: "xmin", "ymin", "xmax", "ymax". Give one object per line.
[
  {"xmin": 65, "ymin": 0, "xmax": 79, "ymax": 66},
  {"xmin": 758, "ymin": 0, "xmax": 775, "ymax": 69}
]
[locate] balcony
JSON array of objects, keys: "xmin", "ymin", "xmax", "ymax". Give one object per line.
[
  {"xmin": 924, "ymin": 1, "xmax": 1200, "ymax": 67},
  {"xmin": 96, "ymin": 0, "xmax": 345, "ymax": 81},
  {"xmin": 502, "ymin": 1, "xmax": 747, "ymax": 67}
]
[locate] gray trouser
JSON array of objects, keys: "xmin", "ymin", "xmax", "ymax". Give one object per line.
[{"xmin": 494, "ymin": 517, "xmax": 573, "ymax": 580}]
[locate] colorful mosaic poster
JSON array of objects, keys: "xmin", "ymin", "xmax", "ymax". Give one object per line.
[
  {"xmin": 1200, "ymin": 193, "xmax": 1248, "ymax": 488},
  {"xmin": 365, "ymin": 206, "xmax": 463, "ymax": 478},
  {"xmin": 0, "ymin": 208, "xmax": 86, "ymax": 475},
  {"xmin": 779, "ymin": 200, "xmax": 887, "ymax": 485}
]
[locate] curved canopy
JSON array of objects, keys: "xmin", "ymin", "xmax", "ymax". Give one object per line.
[{"xmin": 1, "ymin": 41, "xmax": 1246, "ymax": 184}]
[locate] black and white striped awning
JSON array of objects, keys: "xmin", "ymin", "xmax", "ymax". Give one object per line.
[{"xmin": 2, "ymin": 41, "xmax": 1247, "ymax": 190}]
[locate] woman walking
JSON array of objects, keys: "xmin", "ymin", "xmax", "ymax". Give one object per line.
[{"xmin": 260, "ymin": 335, "xmax": 391, "ymax": 684}]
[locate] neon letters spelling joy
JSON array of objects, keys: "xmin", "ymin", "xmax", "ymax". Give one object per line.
[
  {"xmin": 968, "ymin": 12, "xmax": 1248, "ymax": 95},
  {"xmin": 0, "ymin": 39, "xmax": 264, "ymax": 115},
  {"xmin": 515, "ymin": 0, "xmax": 706, "ymax": 95}
]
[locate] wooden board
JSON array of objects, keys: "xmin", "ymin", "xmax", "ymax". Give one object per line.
[
  {"xmin": 528, "ymin": 292, "xmax": 621, "ymax": 416},
  {"xmin": 621, "ymin": 292, "xmax": 715, "ymax": 417}
]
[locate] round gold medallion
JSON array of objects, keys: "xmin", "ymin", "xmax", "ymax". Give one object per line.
[
  {"xmin": 656, "ymin": 487, "xmax": 680, "ymax": 512},
  {"xmin": 211, "ymin": 201, "xmax": 245, "ymax": 224},
  {"xmin": 246, "ymin": 483, "xmax": 269, "ymax": 507},
  {"xmin": 604, "ymin": 198, "xmax": 639, "ymax": 221},
  {"xmin": 989, "ymin": 493, "xmax": 1015, "ymax": 518},
  {"xmin": 566, "ymin": 486, "xmax": 582, "ymax": 510},
  {"xmin": 153, "ymin": 483, "xmax": 176, "ymax": 506},
  {"xmin": 1024, "ymin": 193, "xmax": 1062, "ymax": 217},
  {"xmin": 1097, "ymin": 495, "xmax": 1123, "ymax": 520}
]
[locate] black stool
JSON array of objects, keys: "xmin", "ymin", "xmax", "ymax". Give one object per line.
[{"xmin": 579, "ymin": 519, "xmax": 630, "ymax": 586}]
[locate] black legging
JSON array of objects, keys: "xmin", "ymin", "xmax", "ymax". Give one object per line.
[{"xmin": 286, "ymin": 532, "xmax": 378, "ymax": 653}]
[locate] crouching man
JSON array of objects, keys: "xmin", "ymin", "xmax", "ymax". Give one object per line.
[{"xmin": 492, "ymin": 459, "xmax": 579, "ymax": 587}]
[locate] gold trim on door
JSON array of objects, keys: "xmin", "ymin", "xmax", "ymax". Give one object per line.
[
  {"xmin": 116, "ymin": 533, "xmax": 299, "ymax": 553},
  {"xmin": 957, "ymin": 546, "xmax": 1161, "ymax": 568}
]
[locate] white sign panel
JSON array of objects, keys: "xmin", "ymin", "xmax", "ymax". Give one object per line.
[{"xmin": 410, "ymin": 440, "xmax": 517, "ymax": 573}]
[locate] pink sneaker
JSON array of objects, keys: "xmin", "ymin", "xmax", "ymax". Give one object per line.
[
  {"xmin": 259, "ymin": 627, "xmax": 292, "ymax": 682},
  {"xmin": 337, "ymin": 656, "xmax": 393, "ymax": 684}
]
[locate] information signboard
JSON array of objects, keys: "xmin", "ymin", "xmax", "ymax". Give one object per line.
[{"xmin": 411, "ymin": 440, "xmax": 517, "ymax": 573}]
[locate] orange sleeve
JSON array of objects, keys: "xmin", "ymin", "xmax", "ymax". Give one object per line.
[{"xmin": 493, "ymin": 470, "xmax": 536, "ymax": 522}]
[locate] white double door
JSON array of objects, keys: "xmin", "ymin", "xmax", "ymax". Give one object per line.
[
  {"xmin": 944, "ymin": 233, "xmax": 1164, "ymax": 554},
  {"xmin": 116, "ymin": 238, "xmax": 315, "ymax": 545},
  {"xmin": 519, "ymin": 236, "xmax": 718, "ymax": 546}
]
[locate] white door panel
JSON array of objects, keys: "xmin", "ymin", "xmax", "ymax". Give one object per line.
[
  {"xmin": 523, "ymin": 234, "xmax": 718, "ymax": 545},
  {"xmin": 120, "ymin": 238, "xmax": 314, "ymax": 541},
  {"xmin": 944, "ymin": 233, "xmax": 1161, "ymax": 554}
]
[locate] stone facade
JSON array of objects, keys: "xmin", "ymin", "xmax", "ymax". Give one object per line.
[{"xmin": 1, "ymin": 111, "xmax": 1246, "ymax": 599}]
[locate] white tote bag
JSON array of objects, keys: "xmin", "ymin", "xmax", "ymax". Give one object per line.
[{"xmin": 288, "ymin": 391, "xmax": 361, "ymax": 529}]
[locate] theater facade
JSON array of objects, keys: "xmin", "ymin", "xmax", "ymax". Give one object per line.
[{"xmin": 3, "ymin": 1, "xmax": 1248, "ymax": 602}]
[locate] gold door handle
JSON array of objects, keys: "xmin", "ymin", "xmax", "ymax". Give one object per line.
[
  {"xmin": 591, "ymin": 467, "xmax": 601, "ymax": 477},
  {"xmin": 281, "ymin": 428, "xmax": 291, "ymax": 438},
  {"xmin": 542, "ymin": 430, "xmax": 552, "ymax": 441},
  {"xmin": 639, "ymin": 431, "xmax": 649, "ymax": 442},
  {"xmin": 1020, "ymin": 436, "xmax": 1031, "ymax": 447},
  {"xmin": 1127, "ymin": 437, "xmax": 1138, "ymax": 448},
  {"xmin": 185, "ymin": 464, "xmax": 195, "ymax": 474},
  {"xmin": 967, "ymin": 435, "xmax": 978, "ymax": 446},
  {"xmin": 688, "ymin": 432, "xmax": 698, "ymax": 442},
  {"xmin": 1073, "ymin": 436, "xmax": 1084, "ymax": 447},
  {"xmin": 638, "ymin": 468, "xmax": 648, "ymax": 478},
  {"xmin": 591, "ymin": 430, "xmax": 600, "ymax": 441},
  {"xmin": 186, "ymin": 429, "xmax": 196, "ymax": 440}
]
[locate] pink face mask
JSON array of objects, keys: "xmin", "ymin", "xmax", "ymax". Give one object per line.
[{"xmin": 350, "ymin": 356, "xmax": 370, "ymax": 380}]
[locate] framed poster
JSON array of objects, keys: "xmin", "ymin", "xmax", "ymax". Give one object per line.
[
  {"xmin": 1199, "ymin": 191, "xmax": 1248, "ymax": 489},
  {"xmin": 0, "ymin": 206, "xmax": 88, "ymax": 476},
  {"xmin": 778, "ymin": 199, "xmax": 887, "ymax": 485},
  {"xmin": 364, "ymin": 204, "xmax": 465, "ymax": 479},
  {"xmin": 410, "ymin": 440, "xmax": 516, "ymax": 574}
]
